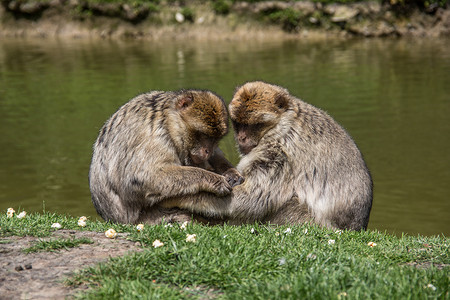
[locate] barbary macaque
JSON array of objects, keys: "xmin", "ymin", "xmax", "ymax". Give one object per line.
[
  {"xmin": 164, "ymin": 81, "xmax": 373, "ymax": 230},
  {"xmin": 89, "ymin": 89, "xmax": 243, "ymax": 225}
]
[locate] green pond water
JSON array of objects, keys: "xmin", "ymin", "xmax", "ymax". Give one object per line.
[{"xmin": 0, "ymin": 37, "xmax": 449, "ymax": 236}]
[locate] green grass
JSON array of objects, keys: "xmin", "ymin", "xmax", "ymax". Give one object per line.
[
  {"xmin": 0, "ymin": 210, "xmax": 131, "ymax": 238},
  {"xmin": 23, "ymin": 237, "xmax": 94, "ymax": 253},
  {"xmin": 1, "ymin": 209, "xmax": 448, "ymax": 299}
]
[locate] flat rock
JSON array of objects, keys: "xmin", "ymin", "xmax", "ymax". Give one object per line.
[{"xmin": 331, "ymin": 5, "xmax": 359, "ymax": 23}]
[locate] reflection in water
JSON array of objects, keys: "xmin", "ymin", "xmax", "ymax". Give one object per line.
[
  {"xmin": 0, "ymin": 38, "xmax": 449, "ymax": 236},
  {"xmin": 177, "ymin": 49, "xmax": 185, "ymax": 78}
]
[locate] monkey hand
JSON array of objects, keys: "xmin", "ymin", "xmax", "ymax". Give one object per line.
[
  {"xmin": 223, "ymin": 168, "xmax": 245, "ymax": 188},
  {"xmin": 209, "ymin": 176, "xmax": 233, "ymax": 196}
]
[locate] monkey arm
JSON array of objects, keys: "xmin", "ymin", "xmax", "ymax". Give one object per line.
[
  {"xmin": 158, "ymin": 162, "xmax": 294, "ymax": 221},
  {"xmin": 154, "ymin": 150, "xmax": 236, "ymax": 217},
  {"xmin": 154, "ymin": 145, "xmax": 296, "ymax": 221},
  {"xmin": 159, "ymin": 192, "xmax": 231, "ymax": 218},
  {"xmin": 227, "ymin": 149, "xmax": 296, "ymax": 223},
  {"xmin": 159, "ymin": 150, "xmax": 295, "ymax": 221},
  {"xmin": 141, "ymin": 165, "xmax": 232, "ymax": 203}
]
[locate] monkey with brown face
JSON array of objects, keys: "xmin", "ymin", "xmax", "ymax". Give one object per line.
[
  {"xmin": 164, "ymin": 81, "xmax": 373, "ymax": 230},
  {"xmin": 89, "ymin": 89, "xmax": 243, "ymax": 225}
]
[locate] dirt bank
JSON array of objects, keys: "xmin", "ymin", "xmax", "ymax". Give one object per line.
[
  {"xmin": 0, "ymin": 0, "xmax": 449, "ymax": 40},
  {"xmin": 0, "ymin": 230, "xmax": 141, "ymax": 299}
]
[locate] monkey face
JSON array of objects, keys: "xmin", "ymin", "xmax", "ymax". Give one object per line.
[
  {"xmin": 188, "ymin": 132, "xmax": 220, "ymax": 165},
  {"xmin": 229, "ymin": 81, "xmax": 290, "ymax": 155},
  {"xmin": 174, "ymin": 90, "xmax": 229, "ymax": 165},
  {"xmin": 232, "ymin": 122, "xmax": 264, "ymax": 155}
]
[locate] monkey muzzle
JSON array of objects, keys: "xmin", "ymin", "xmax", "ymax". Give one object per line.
[{"xmin": 190, "ymin": 149, "xmax": 212, "ymax": 165}]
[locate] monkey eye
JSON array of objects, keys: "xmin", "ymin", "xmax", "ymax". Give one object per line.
[
  {"xmin": 233, "ymin": 122, "xmax": 263, "ymax": 131},
  {"xmin": 232, "ymin": 121, "xmax": 247, "ymax": 129},
  {"xmin": 192, "ymin": 131, "xmax": 204, "ymax": 140},
  {"xmin": 248, "ymin": 123, "xmax": 264, "ymax": 131}
]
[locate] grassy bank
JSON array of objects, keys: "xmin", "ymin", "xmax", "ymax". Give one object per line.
[
  {"xmin": 0, "ymin": 0, "xmax": 449, "ymax": 38},
  {"xmin": 1, "ymin": 210, "xmax": 448, "ymax": 299}
]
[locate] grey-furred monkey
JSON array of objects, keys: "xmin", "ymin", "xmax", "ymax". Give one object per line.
[
  {"xmin": 163, "ymin": 81, "xmax": 373, "ymax": 230},
  {"xmin": 89, "ymin": 89, "xmax": 243, "ymax": 225}
]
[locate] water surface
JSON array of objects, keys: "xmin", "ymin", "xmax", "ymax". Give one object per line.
[{"xmin": 1, "ymin": 37, "xmax": 449, "ymax": 236}]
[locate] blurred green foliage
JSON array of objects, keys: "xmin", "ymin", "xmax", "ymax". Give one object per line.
[
  {"xmin": 268, "ymin": 8, "xmax": 303, "ymax": 32},
  {"xmin": 212, "ymin": 0, "xmax": 232, "ymax": 15},
  {"xmin": 181, "ymin": 6, "xmax": 195, "ymax": 22}
]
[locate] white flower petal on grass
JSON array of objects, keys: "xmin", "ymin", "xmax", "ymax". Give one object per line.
[
  {"xmin": 335, "ymin": 230, "xmax": 343, "ymax": 235},
  {"xmin": 425, "ymin": 283, "xmax": 437, "ymax": 291},
  {"xmin": 152, "ymin": 239, "xmax": 164, "ymax": 248},
  {"xmin": 105, "ymin": 228, "xmax": 117, "ymax": 239},
  {"xmin": 51, "ymin": 223, "xmax": 62, "ymax": 229},
  {"xmin": 337, "ymin": 292, "xmax": 348, "ymax": 298},
  {"xmin": 278, "ymin": 258, "xmax": 286, "ymax": 265},
  {"xmin": 186, "ymin": 234, "xmax": 197, "ymax": 243},
  {"xmin": 78, "ymin": 216, "xmax": 88, "ymax": 227},
  {"xmin": 284, "ymin": 228, "xmax": 292, "ymax": 234},
  {"xmin": 136, "ymin": 224, "xmax": 144, "ymax": 232},
  {"xmin": 367, "ymin": 242, "xmax": 377, "ymax": 247},
  {"xmin": 17, "ymin": 211, "xmax": 27, "ymax": 219},
  {"xmin": 328, "ymin": 239, "xmax": 335, "ymax": 245},
  {"xmin": 7, "ymin": 208, "xmax": 15, "ymax": 218},
  {"xmin": 180, "ymin": 221, "xmax": 189, "ymax": 230},
  {"xmin": 164, "ymin": 223, "xmax": 173, "ymax": 228},
  {"xmin": 304, "ymin": 229, "xmax": 308, "ymax": 234}
]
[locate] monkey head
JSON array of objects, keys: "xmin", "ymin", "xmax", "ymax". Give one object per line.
[
  {"xmin": 173, "ymin": 90, "xmax": 229, "ymax": 165},
  {"xmin": 229, "ymin": 81, "xmax": 291, "ymax": 155}
]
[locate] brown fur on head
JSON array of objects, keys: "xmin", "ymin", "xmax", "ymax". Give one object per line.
[
  {"xmin": 229, "ymin": 81, "xmax": 290, "ymax": 126},
  {"xmin": 174, "ymin": 90, "xmax": 229, "ymax": 164},
  {"xmin": 177, "ymin": 90, "xmax": 229, "ymax": 138},
  {"xmin": 229, "ymin": 81, "xmax": 291, "ymax": 154}
]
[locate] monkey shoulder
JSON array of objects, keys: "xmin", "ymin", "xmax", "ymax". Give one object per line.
[{"xmin": 292, "ymin": 103, "xmax": 353, "ymax": 150}]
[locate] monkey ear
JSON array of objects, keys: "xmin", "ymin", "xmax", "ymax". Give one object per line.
[
  {"xmin": 177, "ymin": 94, "xmax": 193, "ymax": 110},
  {"xmin": 274, "ymin": 94, "xmax": 289, "ymax": 111}
]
